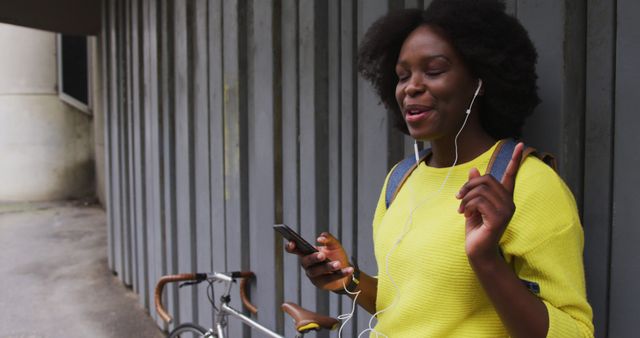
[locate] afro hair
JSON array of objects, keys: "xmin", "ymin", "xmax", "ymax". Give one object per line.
[{"xmin": 357, "ymin": 0, "xmax": 540, "ymax": 139}]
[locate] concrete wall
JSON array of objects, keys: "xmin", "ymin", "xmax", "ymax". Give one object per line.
[
  {"xmin": 91, "ymin": 36, "xmax": 107, "ymax": 206},
  {"xmin": 0, "ymin": 23, "xmax": 94, "ymax": 202}
]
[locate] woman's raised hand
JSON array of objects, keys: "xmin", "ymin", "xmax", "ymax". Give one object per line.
[
  {"xmin": 285, "ymin": 232, "xmax": 354, "ymax": 292},
  {"xmin": 456, "ymin": 143, "xmax": 524, "ymax": 262}
]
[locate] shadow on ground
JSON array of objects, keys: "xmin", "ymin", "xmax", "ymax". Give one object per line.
[{"xmin": 0, "ymin": 201, "xmax": 164, "ymax": 338}]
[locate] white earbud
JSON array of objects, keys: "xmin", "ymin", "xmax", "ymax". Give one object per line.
[{"xmin": 465, "ymin": 79, "xmax": 483, "ymax": 115}]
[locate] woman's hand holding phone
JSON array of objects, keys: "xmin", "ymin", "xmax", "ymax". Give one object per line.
[{"xmin": 285, "ymin": 232, "xmax": 354, "ymax": 292}]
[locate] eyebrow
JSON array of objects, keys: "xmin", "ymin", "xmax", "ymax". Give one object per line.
[{"xmin": 396, "ymin": 54, "xmax": 452, "ymax": 67}]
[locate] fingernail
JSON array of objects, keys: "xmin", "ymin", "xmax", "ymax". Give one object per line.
[
  {"xmin": 343, "ymin": 267, "xmax": 354, "ymax": 274},
  {"xmin": 455, "ymin": 192, "xmax": 461, "ymax": 199},
  {"xmin": 317, "ymin": 253, "xmax": 324, "ymax": 260},
  {"xmin": 331, "ymin": 261, "xmax": 341, "ymax": 269}
]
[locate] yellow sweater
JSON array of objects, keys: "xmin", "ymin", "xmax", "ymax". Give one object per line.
[{"xmin": 371, "ymin": 142, "xmax": 594, "ymax": 337}]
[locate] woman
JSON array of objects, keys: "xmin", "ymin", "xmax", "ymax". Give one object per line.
[{"xmin": 287, "ymin": 0, "xmax": 593, "ymax": 337}]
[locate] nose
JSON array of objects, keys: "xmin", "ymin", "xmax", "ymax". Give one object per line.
[{"xmin": 404, "ymin": 75, "xmax": 426, "ymax": 97}]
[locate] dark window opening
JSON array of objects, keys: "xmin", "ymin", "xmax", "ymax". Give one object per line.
[{"xmin": 59, "ymin": 35, "xmax": 90, "ymax": 111}]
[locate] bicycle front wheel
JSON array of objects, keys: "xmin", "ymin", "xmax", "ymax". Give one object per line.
[{"xmin": 168, "ymin": 323, "xmax": 209, "ymax": 338}]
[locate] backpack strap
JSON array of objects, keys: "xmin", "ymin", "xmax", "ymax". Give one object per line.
[
  {"xmin": 486, "ymin": 138, "xmax": 557, "ymax": 179},
  {"xmin": 384, "ymin": 139, "xmax": 557, "ymax": 210},
  {"xmin": 486, "ymin": 139, "xmax": 518, "ymax": 180},
  {"xmin": 385, "ymin": 148, "xmax": 431, "ymax": 209}
]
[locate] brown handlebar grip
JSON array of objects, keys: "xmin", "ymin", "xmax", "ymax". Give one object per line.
[
  {"xmin": 154, "ymin": 273, "xmax": 198, "ymax": 323},
  {"xmin": 237, "ymin": 271, "xmax": 258, "ymax": 314},
  {"xmin": 231, "ymin": 271, "xmax": 256, "ymax": 279}
]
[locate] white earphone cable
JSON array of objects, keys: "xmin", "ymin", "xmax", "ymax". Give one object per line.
[{"xmin": 339, "ymin": 80, "xmax": 482, "ymax": 337}]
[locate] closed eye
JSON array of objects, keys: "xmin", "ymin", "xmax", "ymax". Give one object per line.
[
  {"xmin": 426, "ymin": 69, "xmax": 445, "ymax": 77},
  {"xmin": 396, "ymin": 72, "xmax": 410, "ymax": 82}
]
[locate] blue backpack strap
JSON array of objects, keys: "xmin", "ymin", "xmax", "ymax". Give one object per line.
[
  {"xmin": 486, "ymin": 138, "xmax": 557, "ymax": 180},
  {"xmin": 386, "ymin": 139, "xmax": 556, "ymax": 210},
  {"xmin": 486, "ymin": 138, "xmax": 518, "ymax": 180},
  {"xmin": 385, "ymin": 148, "xmax": 431, "ymax": 209}
]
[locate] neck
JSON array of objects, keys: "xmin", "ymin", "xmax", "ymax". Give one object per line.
[{"xmin": 426, "ymin": 127, "xmax": 496, "ymax": 168}]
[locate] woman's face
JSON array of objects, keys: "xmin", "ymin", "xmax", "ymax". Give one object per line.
[{"xmin": 395, "ymin": 25, "xmax": 480, "ymax": 141}]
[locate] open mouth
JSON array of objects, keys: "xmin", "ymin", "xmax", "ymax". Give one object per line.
[{"xmin": 404, "ymin": 106, "xmax": 433, "ymax": 123}]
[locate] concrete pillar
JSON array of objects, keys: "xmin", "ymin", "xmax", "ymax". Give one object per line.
[{"xmin": 0, "ymin": 23, "xmax": 94, "ymax": 202}]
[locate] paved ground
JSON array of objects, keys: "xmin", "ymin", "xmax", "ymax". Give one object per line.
[{"xmin": 0, "ymin": 201, "xmax": 164, "ymax": 338}]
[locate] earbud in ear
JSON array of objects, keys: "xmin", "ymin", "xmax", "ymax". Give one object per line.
[{"xmin": 466, "ymin": 79, "xmax": 483, "ymax": 115}]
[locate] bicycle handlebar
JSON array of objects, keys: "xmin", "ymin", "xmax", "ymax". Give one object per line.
[
  {"xmin": 239, "ymin": 272, "xmax": 258, "ymax": 314},
  {"xmin": 154, "ymin": 271, "xmax": 257, "ymax": 323}
]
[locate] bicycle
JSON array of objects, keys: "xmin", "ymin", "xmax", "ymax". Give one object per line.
[{"xmin": 155, "ymin": 271, "xmax": 340, "ymax": 337}]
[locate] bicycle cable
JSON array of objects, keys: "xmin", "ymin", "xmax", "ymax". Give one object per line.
[{"xmin": 206, "ymin": 279, "xmax": 219, "ymax": 312}]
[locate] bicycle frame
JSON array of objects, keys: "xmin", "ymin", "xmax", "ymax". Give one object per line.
[
  {"xmin": 209, "ymin": 272, "xmax": 284, "ymax": 338},
  {"xmin": 156, "ymin": 271, "xmax": 329, "ymax": 338},
  {"xmin": 213, "ymin": 303, "xmax": 283, "ymax": 338}
]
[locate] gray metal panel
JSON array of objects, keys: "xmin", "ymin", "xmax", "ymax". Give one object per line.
[
  {"xmin": 131, "ymin": 0, "xmax": 149, "ymax": 308},
  {"xmin": 504, "ymin": 0, "xmax": 516, "ymax": 15},
  {"xmin": 117, "ymin": 0, "xmax": 126, "ymax": 282},
  {"xmin": 124, "ymin": 0, "xmax": 135, "ymax": 288},
  {"xmin": 518, "ymin": 0, "xmax": 564, "ymax": 164},
  {"xmin": 103, "ymin": 0, "xmax": 115, "ymax": 272},
  {"xmin": 127, "ymin": 0, "xmax": 138, "ymax": 294},
  {"xmin": 222, "ymin": 0, "xmax": 249, "ymax": 335},
  {"xmin": 584, "ymin": 0, "xmax": 615, "ymax": 336},
  {"xmin": 561, "ymin": 0, "xmax": 586, "ymax": 207},
  {"xmin": 356, "ymin": 0, "xmax": 389, "ymax": 331},
  {"xmin": 207, "ymin": 0, "xmax": 227, "ymax": 325},
  {"xmin": 517, "ymin": 0, "xmax": 586, "ymax": 203},
  {"xmin": 112, "ymin": 0, "xmax": 124, "ymax": 279},
  {"xmin": 339, "ymin": 0, "xmax": 360, "ymax": 335},
  {"xmin": 173, "ymin": 0, "xmax": 197, "ymax": 324},
  {"xmin": 610, "ymin": 0, "xmax": 640, "ymax": 336},
  {"xmin": 159, "ymin": 0, "xmax": 179, "ymax": 327},
  {"xmin": 327, "ymin": 0, "xmax": 342, "ymax": 320},
  {"xmin": 247, "ymin": 0, "xmax": 281, "ymax": 332},
  {"xmin": 142, "ymin": 0, "xmax": 164, "ymax": 324},
  {"xmin": 298, "ymin": 1, "xmax": 330, "ymax": 326},
  {"xmin": 191, "ymin": 0, "xmax": 214, "ymax": 329},
  {"xmin": 280, "ymin": 1, "xmax": 301, "ymax": 336}
]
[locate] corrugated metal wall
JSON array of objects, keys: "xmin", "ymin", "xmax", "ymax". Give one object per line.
[{"xmin": 100, "ymin": 0, "xmax": 639, "ymax": 337}]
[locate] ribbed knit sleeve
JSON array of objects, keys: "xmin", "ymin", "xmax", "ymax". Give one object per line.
[
  {"xmin": 505, "ymin": 157, "xmax": 594, "ymax": 338},
  {"xmin": 518, "ymin": 224, "xmax": 594, "ymax": 337}
]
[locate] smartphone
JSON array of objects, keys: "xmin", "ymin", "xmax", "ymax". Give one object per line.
[{"xmin": 273, "ymin": 224, "xmax": 318, "ymax": 256}]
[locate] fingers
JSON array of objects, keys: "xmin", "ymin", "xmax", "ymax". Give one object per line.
[
  {"xmin": 457, "ymin": 167, "xmax": 516, "ymax": 226},
  {"xmin": 457, "ymin": 169, "xmax": 509, "ymax": 203},
  {"xmin": 501, "ymin": 142, "xmax": 524, "ymax": 192},
  {"xmin": 461, "ymin": 195, "xmax": 498, "ymax": 219},
  {"xmin": 300, "ymin": 251, "xmax": 329, "ymax": 268},
  {"xmin": 304, "ymin": 259, "xmax": 352, "ymax": 279},
  {"xmin": 457, "ymin": 180, "xmax": 505, "ymax": 214},
  {"xmin": 468, "ymin": 167, "xmax": 481, "ymax": 180},
  {"xmin": 311, "ymin": 268, "xmax": 354, "ymax": 287},
  {"xmin": 285, "ymin": 241, "xmax": 308, "ymax": 256},
  {"xmin": 316, "ymin": 232, "xmax": 341, "ymax": 250}
]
